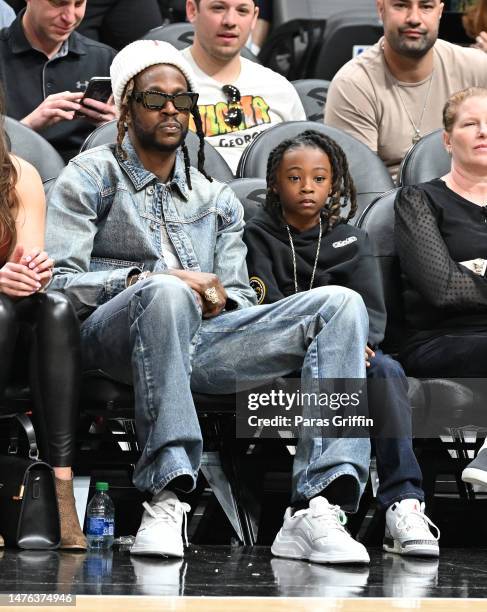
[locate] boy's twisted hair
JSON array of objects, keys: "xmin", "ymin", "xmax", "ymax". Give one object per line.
[{"xmin": 264, "ymin": 130, "xmax": 357, "ymax": 232}]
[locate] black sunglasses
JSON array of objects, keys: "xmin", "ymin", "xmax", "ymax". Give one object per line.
[
  {"xmin": 131, "ymin": 90, "xmax": 199, "ymax": 111},
  {"xmin": 222, "ymin": 84, "xmax": 243, "ymax": 128}
]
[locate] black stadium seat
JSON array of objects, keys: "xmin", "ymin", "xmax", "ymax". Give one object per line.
[
  {"xmin": 312, "ymin": 11, "xmax": 383, "ymax": 81},
  {"xmin": 141, "ymin": 23, "xmax": 260, "ymax": 63},
  {"xmin": 143, "ymin": 22, "xmax": 195, "ymax": 46},
  {"xmin": 258, "ymin": 19, "xmax": 327, "ymax": 81},
  {"xmin": 356, "ymin": 189, "xmax": 404, "ymax": 354},
  {"xmin": 237, "ymin": 121, "xmax": 394, "ymax": 221},
  {"xmin": 5, "ymin": 116, "xmax": 65, "ymax": 183},
  {"xmin": 292, "ymin": 79, "xmax": 329, "ymax": 122},
  {"xmin": 80, "ymin": 120, "xmax": 235, "ymax": 183},
  {"xmin": 398, "ymin": 129, "xmax": 451, "ymax": 186},
  {"xmin": 273, "ymin": 0, "xmax": 376, "ymax": 28},
  {"xmin": 228, "ymin": 177, "xmax": 266, "ymax": 221}
]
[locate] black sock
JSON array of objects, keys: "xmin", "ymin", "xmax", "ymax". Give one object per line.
[{"xmin": 165, "ymin": 475, "xmax": 194, "ymax": 494}]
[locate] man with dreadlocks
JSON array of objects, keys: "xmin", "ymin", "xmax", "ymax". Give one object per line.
[
  {"xmin": 46, "ymin": 41, "xmax": 371, "ymax": 561},
  {"xmin": 244, "ymin": 130, "xmax": 440, "ymax": 559}
]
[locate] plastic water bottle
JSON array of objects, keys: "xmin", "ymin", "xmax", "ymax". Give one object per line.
[{"xmin": 86, "ymin": 482, "xmax": 115, "ymax": 550}]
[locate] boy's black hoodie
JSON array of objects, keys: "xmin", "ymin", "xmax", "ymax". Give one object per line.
[{"xmin": 243, "ymin": 209, "xmax": 387, "ymax": 347}]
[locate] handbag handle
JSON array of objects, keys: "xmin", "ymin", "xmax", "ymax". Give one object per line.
[
  {"xmin": 1, "ymin": 413, "xmax": 39, "ymax": 461},
  {"xmin": 16, "ymin": 413, "xmax": 39, "ymax": 461}
]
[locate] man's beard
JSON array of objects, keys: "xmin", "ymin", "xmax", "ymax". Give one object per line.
[
  {"xmin": 387, "ymin": 29, "xmax": 437, "ymax": 59},
  {"xmin": 132, "ymin": 119, "xmax": 188, "ymax": 153}
]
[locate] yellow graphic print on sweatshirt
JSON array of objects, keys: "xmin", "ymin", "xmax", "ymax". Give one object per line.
[{"xmin": 189, "ymin": 95, "xmax": 271, "ymax": 137}]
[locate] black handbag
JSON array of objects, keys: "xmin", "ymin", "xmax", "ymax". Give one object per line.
[{"xmin": 0, "ymin": 413, "xmax": 60, "ymax": 549}]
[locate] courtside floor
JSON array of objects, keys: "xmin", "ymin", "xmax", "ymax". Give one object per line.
[{"xmin": 1, "ymin": 546, "xmax": 486, "ymax": 611}]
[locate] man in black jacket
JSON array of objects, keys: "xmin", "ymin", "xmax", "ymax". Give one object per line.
[{"xmin": 0, "ymin": 0, "xmax": 116, "ymax": 161}]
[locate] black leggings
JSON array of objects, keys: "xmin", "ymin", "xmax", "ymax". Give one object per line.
[
  {"xmin": 401, "ymin": 331, "xmax": 487, "ymax": 378},
  {"xmin": 0, "ymin": 292, "xmax": 81, "ymax": 466}
]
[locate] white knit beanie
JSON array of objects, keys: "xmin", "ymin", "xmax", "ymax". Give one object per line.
[{"xmin": 110, "ymin": 40, "xmax": 197, "ymax": 112}]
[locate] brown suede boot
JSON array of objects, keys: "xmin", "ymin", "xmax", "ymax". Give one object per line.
[{"xmin": 55, "ymin": 478, "xmax": 87, "ymax": 550}]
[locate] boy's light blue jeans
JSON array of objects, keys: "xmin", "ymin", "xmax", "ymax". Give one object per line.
[{"xmin": 80, "ymin": 275, "xmax": 370, "ymax": 512}]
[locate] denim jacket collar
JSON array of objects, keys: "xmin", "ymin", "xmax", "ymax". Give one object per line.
[{"xmin": 116, "ymin": 135, "xmax": 190, "ymax": 200}]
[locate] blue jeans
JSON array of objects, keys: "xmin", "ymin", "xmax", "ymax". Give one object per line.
[
  {"xmin": 368, "ymin": 350, "xmax": 424, "ymax": 509},
  {"xmin": 80, "ymin": 276, "xmax": 370, "ymax": 511}
]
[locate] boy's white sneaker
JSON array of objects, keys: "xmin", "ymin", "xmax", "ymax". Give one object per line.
[
  {"xmin": 271, "ymin": 496, "xmax": 370, "ymax": 564},
  {"xmin": 131, "ymin": 490, "xmax": 190, "ymax": 557},
  {"xmin": 384, "ymin": 499, "xmax": 439, "ymax": 558},
  {"xmin": 462, "ymin": 449, "xmax": 487, "ymax": 487}
]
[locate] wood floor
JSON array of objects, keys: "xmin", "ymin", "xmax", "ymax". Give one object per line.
[{"xmin": 10, "ymin": 596, "xmax": 487, "ymax": 612}]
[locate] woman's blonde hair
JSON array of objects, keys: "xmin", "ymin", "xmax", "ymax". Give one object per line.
[{"xmin": 443, "ymin": 86, "xmax": 487, "ymax": 133}]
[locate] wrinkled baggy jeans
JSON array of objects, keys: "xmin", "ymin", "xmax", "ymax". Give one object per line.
[{"xmin": 81, "ymin": 275, "xmax": 370, "ymax": 511}]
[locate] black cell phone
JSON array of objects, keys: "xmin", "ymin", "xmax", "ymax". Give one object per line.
[
  {"xmin": 75, "ymin": 77, "xmax": 112, "ymax": 117},
  {"xmin": 82, "ymin": 76, "xmax": 112, "ymax": 103}
]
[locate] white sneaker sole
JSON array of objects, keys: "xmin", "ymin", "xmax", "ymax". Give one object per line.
[
  {"xmin": 130, "ymin": 544, "xmax": 184, "ymax": 558},
  {"xmin": 462, "ymin": 467, "xmax": 487, "ymax": 487},
  {"xmin": 271, "ymin": 534, "xmax": 370, "ymax": 564},
  {"xmin": 383, "ymin": 539, "xmax": 439, "ymax": 558}
]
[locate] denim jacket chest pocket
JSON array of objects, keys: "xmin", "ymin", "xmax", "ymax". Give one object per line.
[
  {"xmin": 163, "ymin": 193, "xmax": 227, "ymax": 273},
  {"xmin": 93, "ymin": 187, "xmax": 162, "ymax": 268}
]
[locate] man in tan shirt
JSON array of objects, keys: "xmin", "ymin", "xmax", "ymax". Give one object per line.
[{"xmin": 325, "ymin": 0, "xmax": 487, "ymax": 179}]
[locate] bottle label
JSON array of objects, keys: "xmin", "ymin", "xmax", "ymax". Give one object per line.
[
  {"xmin": 104, "ymin": 518, "xmax": 114, "ymax": 536},
  {"xmin": 87, "ymin": 517, "xmax": 105, "ymax": 536}
]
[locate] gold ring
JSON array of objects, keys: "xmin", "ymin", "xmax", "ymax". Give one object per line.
[{"xmin": 204, "ymin": 287, "xmax": 219, "ymax": 304}]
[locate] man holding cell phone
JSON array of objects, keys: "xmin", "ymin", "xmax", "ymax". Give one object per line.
[{"xmin": 0, "ymin": 0, "xmax": 117, "ymax": 161}]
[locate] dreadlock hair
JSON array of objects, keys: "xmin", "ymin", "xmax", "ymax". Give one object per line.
[
  {"xmin": 116, "ymin": 77, "xmax": 134, "ymax": 162},
  {"xmin": 116, "ymin": 76, "xmax": 213, "ymax": 190},
  {"xmin": 264, "ymin": 130, "xmax": 357, "ymax": 233}
]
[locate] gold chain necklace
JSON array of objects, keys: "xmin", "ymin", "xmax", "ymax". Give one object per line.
[
  {"xmin": 394, "ymin": 71, "xmax": 434, "ymax": 144},
  {"xmin": 286, "ymin": 216, "xmax": 323, "ymax": 293}
]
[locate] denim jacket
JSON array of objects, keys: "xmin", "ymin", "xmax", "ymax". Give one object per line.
[{"xmin": 46, "ymin": 136, "xmax": 257, "ymax": 318}]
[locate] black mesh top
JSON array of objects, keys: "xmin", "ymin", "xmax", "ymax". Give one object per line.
[{"xmin": 395, "ymin": 179, "xmax": 487, "ymax": 351}]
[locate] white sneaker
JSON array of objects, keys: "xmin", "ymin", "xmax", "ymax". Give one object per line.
[
  {"xmin": 462, "ymin": 449, "xmax": 487, "ymax": 487},
  {"xmin": 271, "ymin": 497, "xmax": 370, "ymax": 564},
  {"xmin": 130, "ymin": 490, "xmax": 191, "ymax": 557},
  {"xmin": 384, "ymin": 499, "xmax": 440, "ymax": 557}
]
